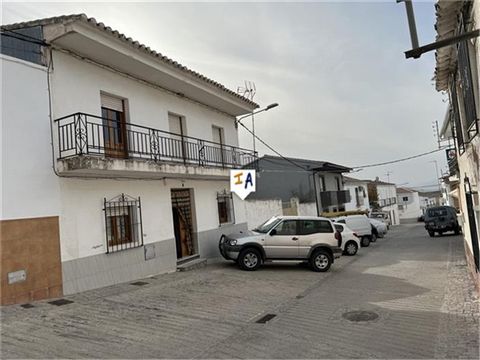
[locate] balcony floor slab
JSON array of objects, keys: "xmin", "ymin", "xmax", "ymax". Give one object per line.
[{"xmin": 57, "ymin": 155, "xmax": 232, "ymax": 180}]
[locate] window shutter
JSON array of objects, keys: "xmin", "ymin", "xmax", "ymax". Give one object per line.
[{"xmin": 101, "ymin": 94, "xmax": 124, "ymax": 112}]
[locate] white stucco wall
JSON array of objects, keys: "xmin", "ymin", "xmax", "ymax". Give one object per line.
[
  {"xmin": 344, "ymin": 181, "xmax": 370, "ymax": 212},
  {"xmin": 244, "ymin": 199, "xmax": 283, "ymax": 230},
  {"xmin": 397, "ymin": 192, "xmax": 422, "ymax": 219},
  {"xmin": 49, "ymin": 50, "xmax": 240, "ymax": 152},
  {"xmin": 1, "ymin": 54, "xmax": 61, "ymax": 220},
  {"xmin": 298, "ymin": 202, "xmax": 317, "ymax": 216},
  {"xmin": 59, "ymin": 177, "xmax": 240, "ymax": 261}
]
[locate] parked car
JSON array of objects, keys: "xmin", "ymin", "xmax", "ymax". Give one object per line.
[
  {"xmin": 334, "ymin": 215, "xmax": 374, "ymax": 247},
  {"xmin": 369, "ymin": 218, "xmax": 387, "ymax": 238},
  {"xmin": 370, "ymin": 211, "xmax": 391, "ymax": 229},
  {"xmin": 333, "ymin": 223, "xmax": 361, "ymax": 256},
  {"xmin": 219, "ymin": 216, "xmax": 343, "ymax": 272},
  {"xmin": 424, "ymin": 206, "xmax": 461, "ymax": 237}
]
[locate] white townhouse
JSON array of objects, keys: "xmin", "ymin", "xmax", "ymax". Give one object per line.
[
  {"xmin": 432, "ymin": 0, "xmax": 480, "ymax": 291},
  {"xmin": 1, "ymin": 14, "xmax": 259, "ymax": 304},
  {"xmin": 343, "ymin": 177, "xmax": 370, "ymax": 213},
  {"xmin": 397, "ymin": 188, "xmax": 422, "ymax": 222}
]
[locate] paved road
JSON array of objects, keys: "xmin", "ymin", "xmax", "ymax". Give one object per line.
[{"xmin": 1, "ymin": 224, "xmax": 478, "ymax": 359}]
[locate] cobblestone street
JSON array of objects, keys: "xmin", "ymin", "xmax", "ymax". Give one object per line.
[{"xmin": 1, "ymin": 224, "xmax": 478, "ymax": 359}]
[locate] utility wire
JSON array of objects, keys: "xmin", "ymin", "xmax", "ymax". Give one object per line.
[
  {"xmin": 239, "ymin": 119, "xmax": 447, "ymax": 173},
  {"xmin": 351, "ymin": 148, "xmax": 445, "ymax": 169},
  {"xmin": 237, "ymin": 121, "xmax": 310, "ymax": 171}
]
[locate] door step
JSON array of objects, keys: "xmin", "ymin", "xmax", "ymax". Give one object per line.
[{"xmin": 177, "ymin": 257, "xmax": 207, "ymax": 272}]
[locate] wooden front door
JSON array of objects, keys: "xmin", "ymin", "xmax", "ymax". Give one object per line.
[
  {"xmin": 171, "ymin": 189, "xmax": 195, "ymax": 259},
  {"xmin": 101, "ymin": 94, "xmax": 127, "ymax": 158}
]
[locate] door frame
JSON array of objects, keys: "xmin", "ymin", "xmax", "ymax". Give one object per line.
[
  {"xmin": 171, "ymin": 188, "xmax": 198, "ymax": 259},
  {"xmin": 101, "ymin": 95, "xmax": 128, "ymax": 159}
]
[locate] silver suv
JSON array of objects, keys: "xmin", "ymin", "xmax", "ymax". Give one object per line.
[{"xmin": 219, "ymin": 216, "xmax": 343, "ymax": 272}]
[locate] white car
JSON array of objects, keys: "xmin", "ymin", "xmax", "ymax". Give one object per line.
[
  {"xmin": 334, "ymin": 215, "xmax": 373, "ymax": 247},
  {"xmin": 334, "ymin": 223, "xmax": 361, "ymax": 256},
  {"xmin": 369, "ymin": 218, "xmax": 387, "ymax": 238},
  {"xmin": 370, "ymin": 212, "xmax": 390, "ymax": 229}
]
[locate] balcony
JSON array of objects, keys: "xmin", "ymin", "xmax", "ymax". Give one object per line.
[
  {"xmin": 55, "ymin": 113, "xmax": 256, "ymax": 179},
  {"xmin": 320, "ymin": 190, "xmax": 351, "ymax": 207}
]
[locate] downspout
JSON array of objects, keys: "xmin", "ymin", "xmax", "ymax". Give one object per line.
[{"xmin": 312, "ymin": 170, "xmax": 320, "ymax": 216}]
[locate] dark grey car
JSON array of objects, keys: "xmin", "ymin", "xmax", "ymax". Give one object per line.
[{"xmin": 424, "ymin": 206, "xmax": 461, "ymax": 237}]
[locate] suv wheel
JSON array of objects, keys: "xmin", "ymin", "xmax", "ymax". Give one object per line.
[
  {"xmin": 238, "ymin": 248, "xmax": 261, "ymax": 271},
  {"xmin": 428, "ymin": 230, "xmax": 435, "ymax": 237},
  {"xmin": 370, "ymin": 233, "xmax": 377, "ymax": 243},
  {"xmin": 309, "ymin": 250, "xmax": 332, "ymax": 272},
  {"xmin": 344, "ymin": 241, "xmax": 358, "ymax": 256},
  {"xmin": 361, "ymin": 236, "xmax": 370, "ymax": 247}
]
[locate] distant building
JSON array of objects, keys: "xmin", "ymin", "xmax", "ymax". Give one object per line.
[
  {"xmin": 343, "ymin": 177, "xmax": 370, "ymax": 212},
  {"xmin": 246, "ymin": 155, "xmax": 351, "ymax": 219},
  {"xmin": 368, "ymin": 178, "xmax": 400, "ymax": 226},
  {"xmin": 397, "ymin": 188, "xmax": 422, "ymax": 221}
]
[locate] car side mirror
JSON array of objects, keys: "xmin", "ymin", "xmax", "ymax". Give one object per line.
[{"xmin": 270, "ymin": 229, "xmax": 277, "ymax": 236}]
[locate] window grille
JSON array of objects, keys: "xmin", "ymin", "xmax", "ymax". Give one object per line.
[
  {"xmin": 104, "ymin": 194, "xmax": 143, "ymax": 253},
  {"xmin": 217, "ymin": 190, "xmax": 235, "ymax": 225}
]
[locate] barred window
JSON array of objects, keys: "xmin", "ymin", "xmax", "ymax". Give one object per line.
[
  {"xmin": 217, "ymin": 191, "xmax": 235, "ymax": 225},
  {"xmin": 104, "ymin": 194, "xmax": 143, "ymax": 253}
]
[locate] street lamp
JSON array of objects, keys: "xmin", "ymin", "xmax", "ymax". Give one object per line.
[
  {"xmin": 429, "ymin": 160, "xmax": 441, "ymax": 191},
  {"xmin": 235, "ymin": 103, "xmax": 279, "ymax": 154}
]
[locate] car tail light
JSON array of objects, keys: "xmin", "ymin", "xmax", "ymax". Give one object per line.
[{"xmin": 335, "ymin": 231, "xmax": 342, "ymax": 247}]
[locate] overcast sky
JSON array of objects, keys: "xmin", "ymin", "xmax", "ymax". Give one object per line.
[{"xmin": 2, "ymin": 1, "xmax": 449, "ymax": 190}]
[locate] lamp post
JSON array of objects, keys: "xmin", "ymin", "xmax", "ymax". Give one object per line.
[
  {"xmin": 236, "ymin": 103, "xmax": 279, "ymax": 154},
  {"xmin": 429, "ymin": 160, "xmax": 441, "ymax": 192}
]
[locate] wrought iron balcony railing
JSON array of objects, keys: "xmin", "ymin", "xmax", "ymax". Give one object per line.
[
  {"xmin": 55, "ymin": 113, "xmax": 257, "ymax": 169},
  {"xmin": 320, "ymin": 190, "xmax": 351, "ymax": 207}
]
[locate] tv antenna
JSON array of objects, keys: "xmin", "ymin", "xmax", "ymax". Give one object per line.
[{"xmin": 237, "ymin": 81, "xmax": 256, "ymax": 102}]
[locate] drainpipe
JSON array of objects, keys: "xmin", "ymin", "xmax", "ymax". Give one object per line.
[{"xmin": 312, "ymin": 171, "xmax": 320, "ymax": 216}]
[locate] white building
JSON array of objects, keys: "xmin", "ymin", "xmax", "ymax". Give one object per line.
[
  {"xmin": 368, "ymin": 178, "xmax": 400, "ymax": 226},
  {"xmin": 343, "ymin": 177, "xmax": 370, "ymax": 212},
  {"xmin": 1, "ymin": 15, "xmax": 258, "ymax": 304},
  {"xmin": 433, "ymin": 0, "xmax": 479, "ymax": 291},
  {"xmin": 397, "ymin": 188, "xmax": 422, "ymax": 221}
]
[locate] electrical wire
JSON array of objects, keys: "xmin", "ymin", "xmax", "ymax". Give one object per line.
[
  {"xmin": 351, "ymin": 148, "xmax": 446, "ymax": 169},
  {"xmin": 237, "ymin": 121, "xmax": 310, "ymax": 171}
]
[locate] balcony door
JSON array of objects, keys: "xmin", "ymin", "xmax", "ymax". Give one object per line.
[
  {"xmin": 101, "ymin": 94, "xmax": 128, "ymax": 158},
  {"xmin": 168, "ymin": 113, "xmax": 186, "ymax": 161},
  {"xmin": 212, "ymin": 125, "xmax": 225, "ymax": 165}
]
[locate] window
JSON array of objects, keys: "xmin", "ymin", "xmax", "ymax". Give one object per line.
[
  {"xmin": 320, "ymin": 176, "xmax": 326, "ymax": 191},
  {"xmin": 104, "ymin": 194, "xmax": 143, "ymax": 253},
  {"xmin": 402, "ymin": 196, "xmax": 409, "ymax": 202},
  {"xmin": 334, "ymin": 224, "xmax": 344, "ymax": 233},
  {"xmin": 300, "ymin": 220, "xmax": 334, "ymax": 235},
  {"xmin": 273, "ymin": 220, "xmax": 298, "ymax": 235},
  {"xmin": 217, "ymin": 191, "xmax": 234, "ymax": 225}
]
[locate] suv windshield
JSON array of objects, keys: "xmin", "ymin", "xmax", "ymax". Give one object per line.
[
  {"xmin": 253, "ymin": 217, "xmax": 282, "ymax": 233},
  {"xmin": 427, "ymin": 208, "xmax": 448, "ymax": 217}
]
